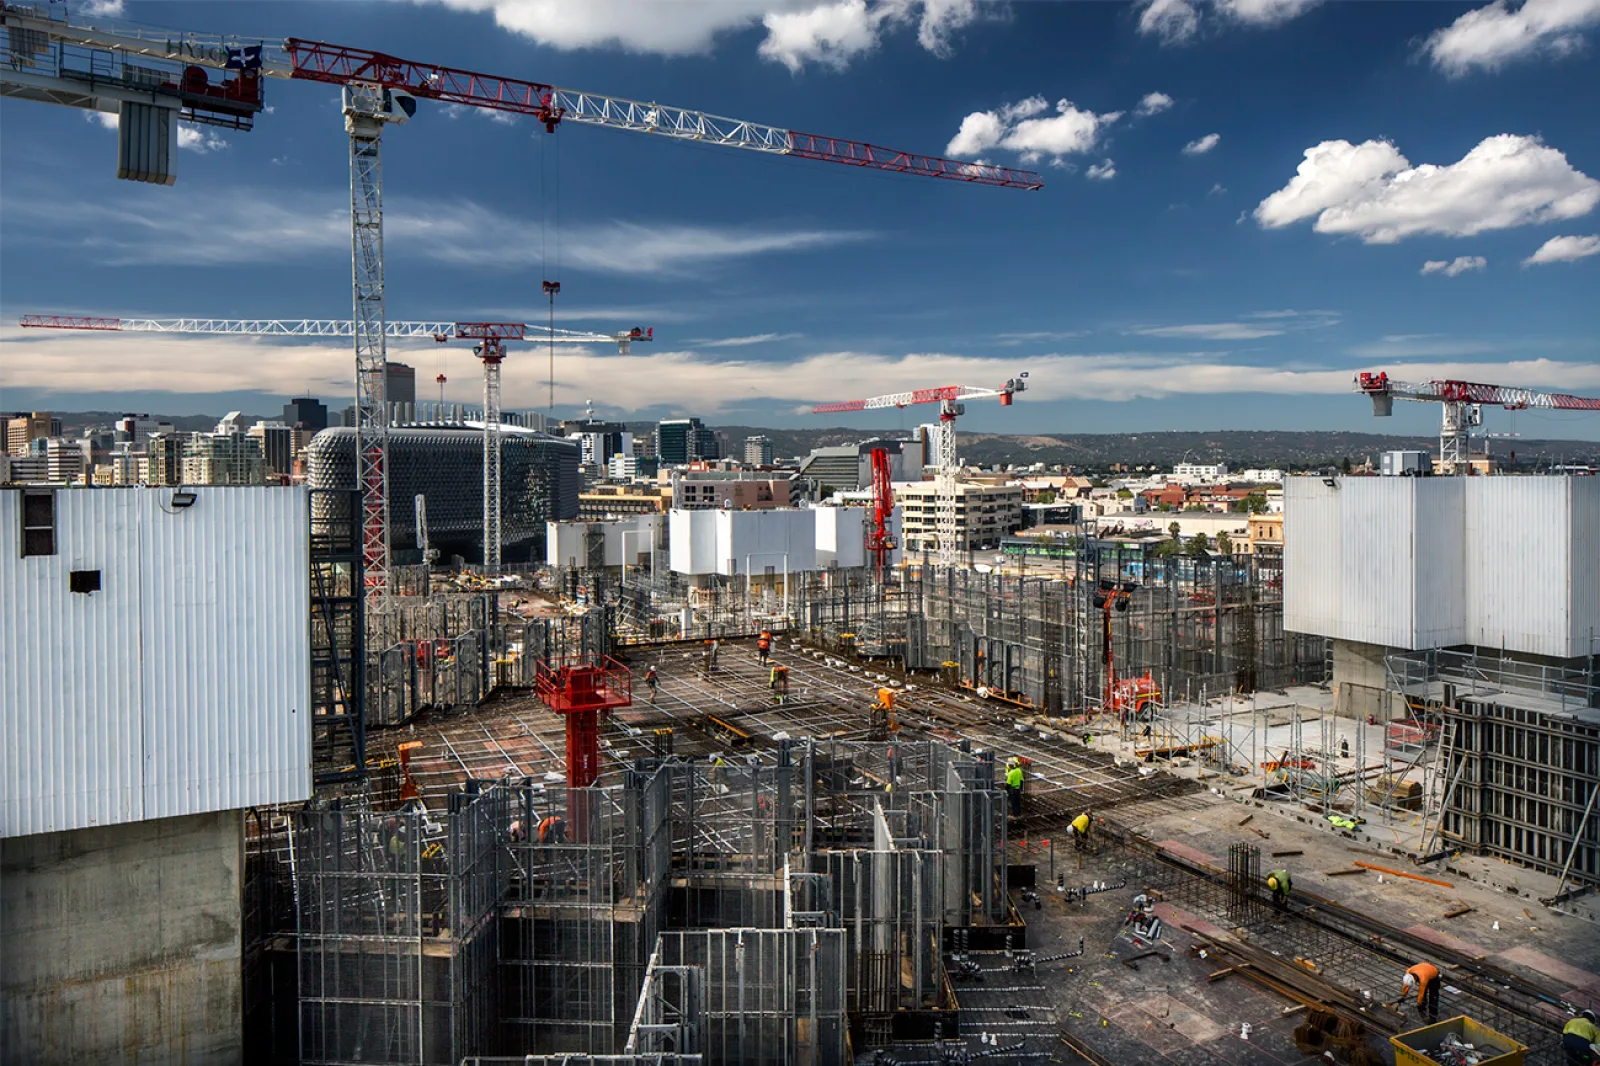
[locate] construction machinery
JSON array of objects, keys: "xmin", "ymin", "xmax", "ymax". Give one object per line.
[
  {"xmin": 1356, "ymin": 371, "xmax": 1600, "ymax": 475},
  {"xmin": 815, "ymin": 377, "xmax": 1029, "ymax": 568},
  {"xmin": 3, "ymin": 1, "xmax": 1040, "ymax": 615}
]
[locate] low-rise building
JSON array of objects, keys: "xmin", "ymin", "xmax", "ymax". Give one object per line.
[
  {"xmin": 1247, "ymin": 512, "xmax": 1284, "ymax": 556},
  {"xmin": 896, "ymin": 481, "xmax": 1023, "ymax": 552},
  {"xmin": 577, "ymin": 482, "xmax": 669, "ymax": 520}
]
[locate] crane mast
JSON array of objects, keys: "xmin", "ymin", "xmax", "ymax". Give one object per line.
[{"xmin": 814, "ymin": 376, "xmax": 1026, "ymax": 568}]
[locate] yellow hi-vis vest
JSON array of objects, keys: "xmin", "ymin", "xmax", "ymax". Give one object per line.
[
  {"xmin": 1005, "ymin": 765, "xmax": 1023, "ymax": 789},
  {"xmin": 1071, "ymin": 813, "xmax": 1090, "ymax": 835}
]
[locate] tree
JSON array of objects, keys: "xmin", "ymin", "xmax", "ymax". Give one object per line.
[
  {"xmin": 1340, "ymin": 456, "xmax": 1352, "ymax": 474},
  {"xmin": 1157, "ymin": 501, "xmax": 1173, "ymax": 512},
  {"xmin": 1116, "ymin": 488, "xmax": 1133, "ymax": 499},
  {"xmin": 1184, "ymin": 502, "xmax": 1206, "ymax": 512},
  {"xmin": 1154, "ymin": 539, "xmax": 1182, "ymax": 559},
  {"xmin": 1168, "ymin": 521, "xmax": 1181, "ymax": 540},
  {"xmin": 1189, "ymin": 531, "xmax": 1210, "ymax": 556},
  {"xmin": 1036, "ymin": 489, "xmax": 1058, "ymax": 504},
  {"xmin": 1245, "ymin": 491, "xmax": 1268, "ymax": 515},
  {"xmin": 1216, "ymin": 531, "xmax": 1232, "ymax": 556}
]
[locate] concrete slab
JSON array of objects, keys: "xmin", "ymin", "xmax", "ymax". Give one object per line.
[
  {"xmin": 1493, "ymin": 945, "xmax": 1600, "ymax": 992},
  {"xmin": 1400, "ymin": 923, "xmax": 1489, "ymax": 960},
  {"xmin": 1159, "ymin": 839, "xmax": 1222, "ymax": 868}
]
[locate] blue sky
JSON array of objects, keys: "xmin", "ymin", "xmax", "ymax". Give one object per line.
[{"xmin": 3, "ymin": 0, "xmax": 1599, "ymax": 441}]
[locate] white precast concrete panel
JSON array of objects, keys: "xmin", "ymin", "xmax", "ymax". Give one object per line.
[
  {"xmin": 1337, "ymin": 478, "xmax": 1421, "ymax": 648},
  {"xmin": 138, "ymin": 489, "xmax": 311, "ymax": 820},
  {"xmin": 668, "ymin": 509, "xmax": 721, "ymax": 576},
  {"xmin": 1283, "ymin": 477, "xmax": 1342, "ymax": 638},
  {"xmin": 814, "ymin": 506, "xmax": 869, "ymax": 569},
  {"xmin": 0, "ymin": 491, "xmax": 143, "ymax": 834},
  {"xmin": 719, "ymin": 509, "xmax": 817, "ymax": 576},
  {"xmin": 546, "ymin": 515, "xmax": 663, "ymax": 568},
  {"xmin": 547, "ymin": 521, "xmax": 587, "ymax": 567},
  {"xmin": 0, "ymin": 487, "xmax": 312, "ymax": 838},
  {"xmin": 1570, "ymin": 478, "xmax": 1600, "ymax": 657},
  {"xmin": 1411, "ymin": 478, "xmax": 1467, "ymax": 650},
  {"xmin": 1467, "ymin": 477, "xmax": 1571, "ymax": 657}
]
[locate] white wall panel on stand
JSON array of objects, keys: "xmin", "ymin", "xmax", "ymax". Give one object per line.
[{"xmin": 0, "ymin": 487, "xmax": 311, "ymax": 838}]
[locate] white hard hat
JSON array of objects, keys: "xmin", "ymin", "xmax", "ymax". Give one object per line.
[{"xmin": 1402, "ymin": 973, "xmax": 1416, "ymax": 988}]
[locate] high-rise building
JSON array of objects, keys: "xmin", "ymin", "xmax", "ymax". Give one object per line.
[
  {"xmin": 656, "ymin": 417, "xmax": 720, "ymax": 465},
  {"xmin": 743, "ymin": 435, "xmax": 775, "ymax": 466},
  {"xmin": 6, "ymin": 412, "xmax": 60, "ymax": 456},
  {"xmin": 114, "ymin": 413, "xmax": 172, "ymax": 444},
  {"xmin": 44, "ymin": 438, "xmax": 89, "ymax": 483},
  {"xmin": 560, "ymin": 417, "xmax": 632, "ymax": 473},
  {"xmin": 282, "ymin": 397, "xmax": 329, "ymax": 433},
  {"xmin": 144, "ymin": 433, "xmax": 187, "ymax": 486},
  {"xmin": 248, "ymin": 421, "xmax": 295, "ymax": 482},
  {"xmin": 182, "ymin": 434, "xmax": 266, "ymax": 486},
  {"xmin": 386, "ymin": 363, "xmax": 417, "ymax": 407}
]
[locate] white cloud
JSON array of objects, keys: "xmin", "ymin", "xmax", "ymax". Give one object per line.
[
  {"xmin": 1137, "ymin": 0, "xmax": 1319, "ymax": 42},
  {"xmin": 693, "ymin": 332, "xmax": 805, "ymax": 347},
  {"xmin": 1086, "ymin": 159, "xmax": 1116, "ymax": 181},
  {"xmin": 83, "ymin": 110, "xmax": 227, "ymax": 152},
  {"xmin": 15, "ymin": 324, "xmax": 1596, "ymax": 410},
  {"xmin": 760, "ymin": 0, "xmax": 880, "ymax": 71},
  {"xmin": 946, "ymin": 96, "xmax": 1120, "ymax": 166},
  {"xmin": 1348, "ymin": 334, "xmax": 1502, "ymax": 358},
  {"xmin": 1255, "ymin": 134, "xmax": 1600, "ymax": 243},
  {"xmin": 1208, "ymin": 182, "xmax": 1227, "ymax": 196},
  {"xmin": 3, "ymin": 186, "xmax": 866, "ymax": 275},
  {"xmin": 1138, "ymin": 0, "xmax": 1201, "ymax": 43},
  {"xmin": 1425, "ymin": 0, "xmax": 1600, "ymax": 75},
  {"xmin": 1132, "ymin": 322, "xmax": 1284, "ymax": 340},
  {"xmin": 1136, "ymin": 91, "xmax": 1174, "ymax": 116},
  {"xmin": 1421, "ymin": 255, "xmax": 1488, "ymax": 276},
  {"xmin": 419, "ymin": 0, "xmax": 978, "ymax": 70},
  {"xmin": 1182, "ymin": 133, "xmax": 1221, "ymax": 155},
  {"xmin": 80, "ymin": 0, "xmax": 124, "ymax": 15},
  {"xmin": 1523, "ymin": 233, "xmax": 1600, "ymax": 264},
  {"xmin": 1214, "ymin": 0, "xmax": 1321, "ymax": 25}
]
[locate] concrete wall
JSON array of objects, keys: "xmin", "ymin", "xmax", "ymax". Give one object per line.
[
  {"xmin": 1330, "ymin": 638, "xmax": 1408, "ymax": 723},
  {"xmin": 1, "ymin": 810, "xmax": 243, "ymax": 1066}
]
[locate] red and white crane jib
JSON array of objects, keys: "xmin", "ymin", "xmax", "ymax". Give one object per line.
[
  {"xmin": 1356, "ymin": 371, "xmax": 1600, "ymax": 412},
  {"xmin": 811, "ymin": 378, "xmax": 1027, "ymax": 414},
  {"xmin": 18, "ymin": 314, "xmax": 652, "ymax": 351},
  {"xmin": 281, "ymin": 40, "xmax": 1044, "ymax": 190}
]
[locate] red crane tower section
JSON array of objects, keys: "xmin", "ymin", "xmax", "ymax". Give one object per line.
[
  {"xmin": 534, "ymin": 657, "xmax": 632, "ymax": 789},
  {"xmin": 868, "ymin": 447, "xmax": 896, "ymax": 575}
]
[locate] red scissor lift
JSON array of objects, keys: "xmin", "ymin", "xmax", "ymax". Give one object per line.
[{"xmin": 534, "ymin": 657, "xmax": 633, "ymax": 789}]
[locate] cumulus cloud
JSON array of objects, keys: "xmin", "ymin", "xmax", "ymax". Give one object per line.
[
  {"xmin": 1086, "ymin": 159, "xmax": 1117, "ymax": 181},
  {"xmin": 1425, "ymin": 0, "xmax": 1600, "ymax": 75},
  {"xmin": 1136, "ymin": 91, "xmax": 1174, "ymax": 116},
  {"xmin": 1421, "ymin": 255, "xmax": 1488, "ymax": 276},
  {"xmin": 1136, "ymin": 0, "xmax": 1319, "ymax": 43},
  {"xmin": 83, "ymin": 110, "xmax": 228, "ymax": 152},
  {"xmin": 1183, "ymin": 133, "xmax": 1221, "ymax": 155},
  {"xmin": 1523, "ymin": 233, "xmax": 1600, "ymax": 264},
  {"xmin": 418, "ymin": 0, "xmax": 979, "ymax": 70},
  {"xmin": 945, "ymin": 96, "xmax": 1122, "ymax": 167},
  {"xmin": 80, "ymin": 0, "xmax": 124, "ymax": 15},
  {"xmin": 14, "ymin": 324, "xmax": 1597, "ymax": 412},
  {"xmin": 3, "ymin": 185, "xmax": 867, "ymax": 275},
  {"xmin": 1255, "ymin": 134, "xmax": 1600, "ymax": 243}
]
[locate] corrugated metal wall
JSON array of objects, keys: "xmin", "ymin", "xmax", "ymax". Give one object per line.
[
  {"xmin": 1, "ymin": 487, "xmax": 311, "ymax": 837},
  {"xmin": 1285, "ymin": 475, "xmax": 1599, "ymax": 659}
]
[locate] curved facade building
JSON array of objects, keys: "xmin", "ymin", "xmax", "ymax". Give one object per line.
[{"xmin": 306, "ymin": 426, "xmax": 580, "ymax": 563}]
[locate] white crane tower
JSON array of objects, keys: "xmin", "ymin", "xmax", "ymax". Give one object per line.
[{"xmin": 814, "ymin": 377, "xmax": 1028, "ymax": 568}]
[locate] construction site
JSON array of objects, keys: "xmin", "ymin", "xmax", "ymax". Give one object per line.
[{"xmin": 5, "ymin": 3, "xmax": 1600, "ymax": 1066}]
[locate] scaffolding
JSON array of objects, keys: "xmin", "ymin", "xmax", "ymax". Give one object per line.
[{"xmin": 251, "ymin": 734, "xmax": 1008, "ymax": 1064}]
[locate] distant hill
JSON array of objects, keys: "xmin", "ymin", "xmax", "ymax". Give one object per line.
[
  {"xmin": 46, "ymin": 411, "xmax": 1598, "ymax": 471},
  {"xmin": 692, "ymin": 426, "xmax": 1600, "ymax": 471}
]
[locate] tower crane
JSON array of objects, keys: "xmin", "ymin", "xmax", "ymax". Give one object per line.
[
  {"xmin": 3, "ymin": 3, "xmax": 1041, "ymax": 617},
  {"xmin": 1356, "ymin": 372, "xmax": 1600, "ymax": 475},
  {"xmin": 814, "ymin": 377, "xmax": 1028, "ymax": 568},
  {"xmin": 23, "ymin": 313, "xmax": 649, "ymax": 571}
]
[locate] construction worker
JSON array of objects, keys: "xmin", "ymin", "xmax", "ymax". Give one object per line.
[
  {"xmin": 507, "ymin": 819, "xmax": 527, "ymax": 843},
  {"xmin": 1563, "ymin": 1009, "xmax": 1600, "ymax": 1065},
  {"xmin": 1398, "ymin": 961, "xmax": 1441, "ymax": 1021},
  {"xmin": 1266, "ymin": 868, "xmax": 1291, "ymax": 908},
  {"xmin": 1005, "ymin": 757, "xmax": 1024, "ymax": 818},
  {"xmin": 1069, "ymin": 811, "xmax": 1091, "ymax": 851},
  {"xmin": 757, "ymin": 630, "xmax": 772, "ymax": 664},
  {"xmin": 770, "ymin": 664, "xmax": 789, "ymax": 704},
  {"xmin": 644, "ymin": 664, "xmax": 658, "ymax": 704},
  {"xmin": 710, "ymin": 753, "xmax": 727, "ymax": 790},
  {"xmin": 538, "ymin": 813, "xmax": 567, "ymax": 845}
]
